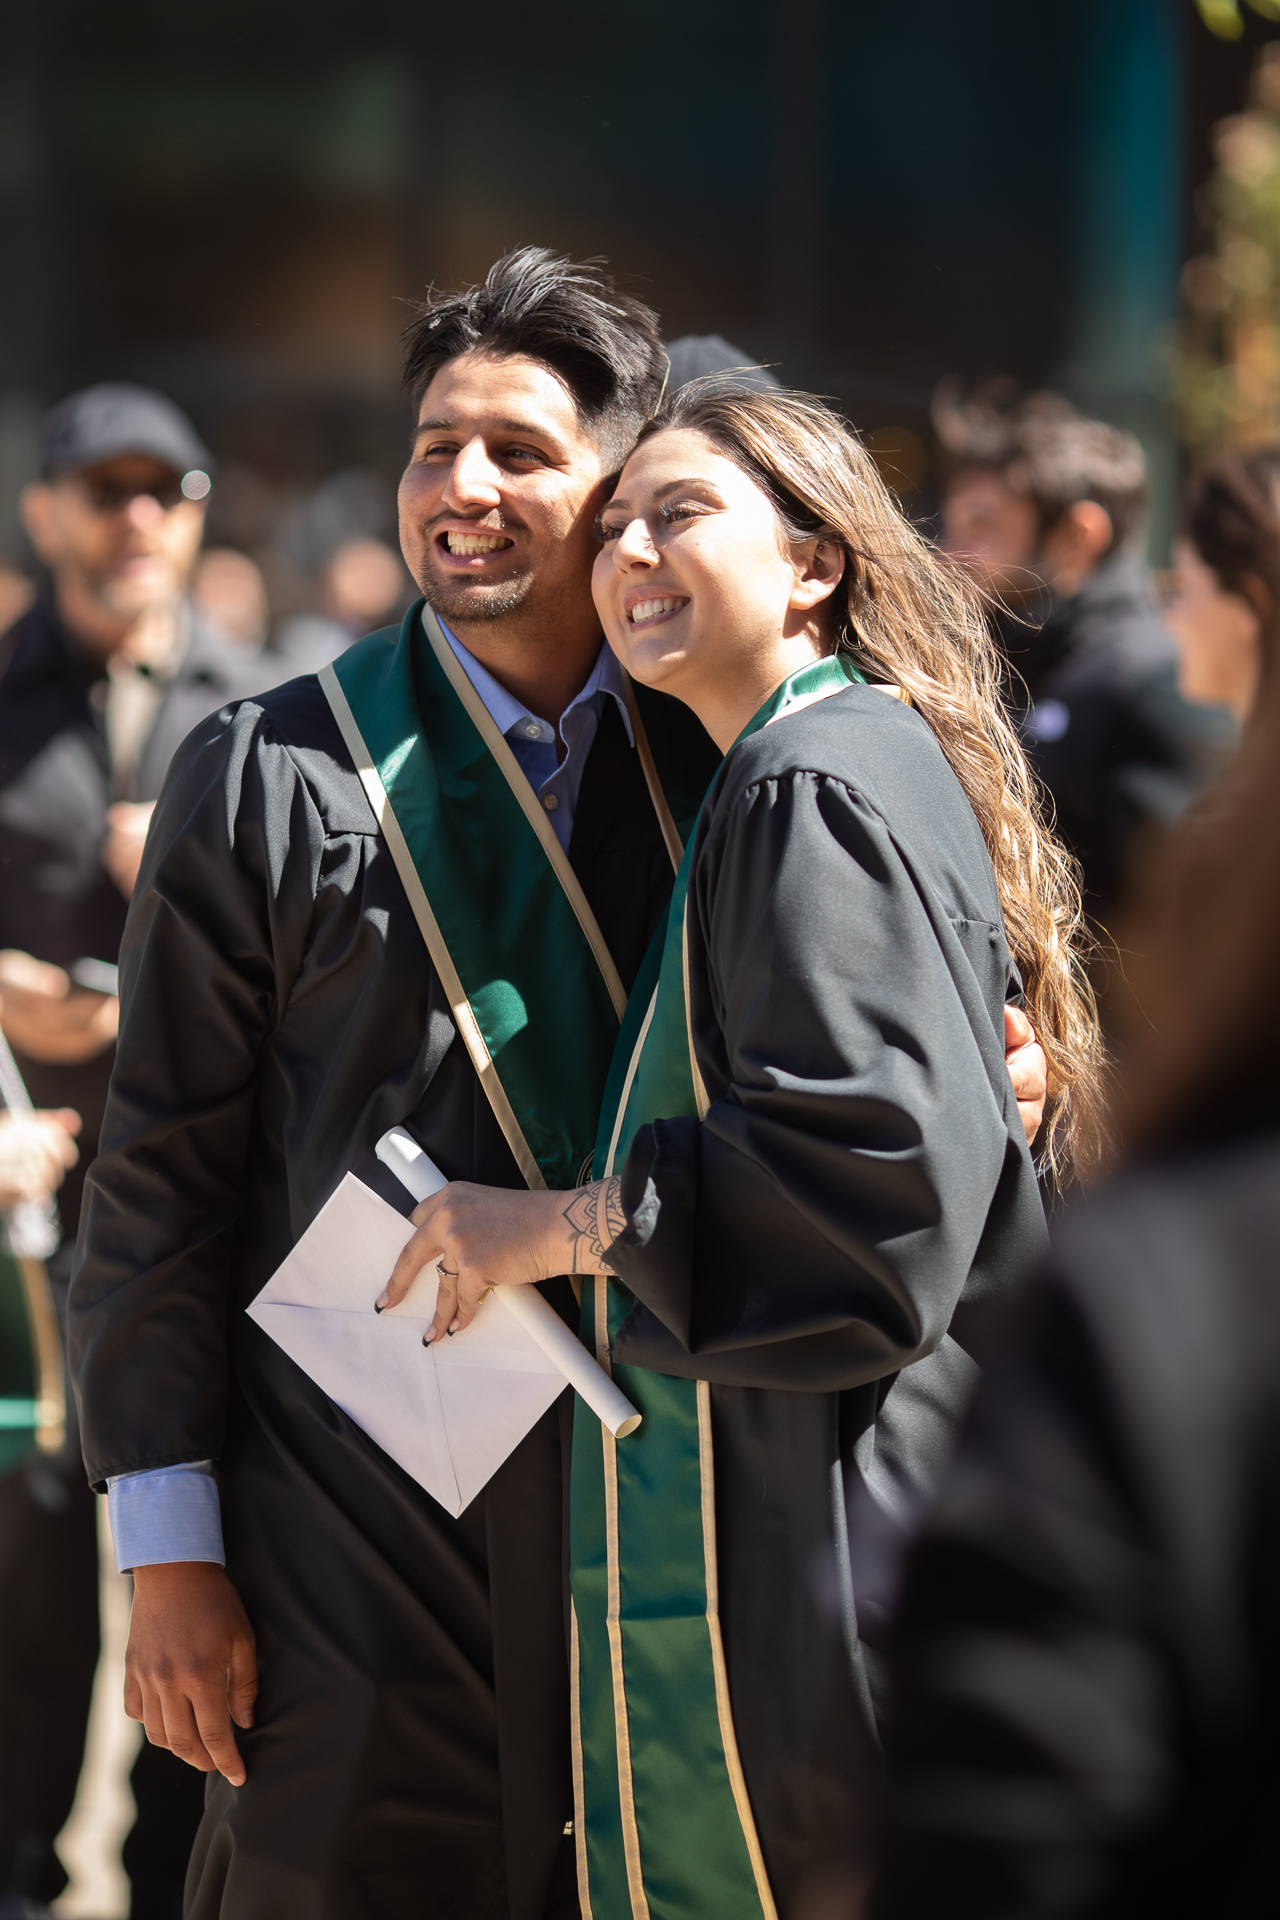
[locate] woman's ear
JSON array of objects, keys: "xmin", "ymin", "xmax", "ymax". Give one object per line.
[{"xmin": 789, "ymin": 537, "xmax": 845, "ymax": 615}]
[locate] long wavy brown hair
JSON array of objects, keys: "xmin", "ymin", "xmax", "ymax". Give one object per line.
[{"xmin": 637, "ymin": 385, "xmax": 1106, "ymax": 1180}]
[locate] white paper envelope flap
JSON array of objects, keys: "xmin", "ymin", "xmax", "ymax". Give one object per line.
[{"xmin": 247, "ymin": 1174, "xmax": 566, "ymax": 1516}]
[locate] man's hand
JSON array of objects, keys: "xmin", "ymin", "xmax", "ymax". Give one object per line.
[
  {"xmin": 125, "ymin": 1562, "xmax": 258, "ymax": 1787},
  {"xmin": 0, "ymin": 1107, "xmax": 80, "ymax": 1209},
  {"xmin": 102, "ymin": 800, "xmax": 156, "ymax": 900},
  {"xmin": 0, "ymin": 950, "xmax": 118, "ymax": 1063},
  {"xmin": 1005, "ymin": 1004, "xmax": 1048, "ymax": 1148}
]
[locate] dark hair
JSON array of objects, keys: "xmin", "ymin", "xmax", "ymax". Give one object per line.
[
  {"xmin": 932, "ymin": 378, "xmax": 1148, "ymax": 555},
  {"xmin": 634, "ymin": 384, "xmax": 1105, "ymax": 1180},
  {"xmin": 1183, "ymin": 447, "xmax": 1280, "ymax": 606},
  {"xmin": 400, "ymin": 247, "xmax": 666, "ymax": 467}
]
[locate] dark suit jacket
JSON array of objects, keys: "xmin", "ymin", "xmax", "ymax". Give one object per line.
[
  {"xmin": 997, "ymin": 555, "xmax": 1234, "ymax": 929},
  {"xmin": 0, "ymin": 584, "xmax": 277, "ymax": 1232}
]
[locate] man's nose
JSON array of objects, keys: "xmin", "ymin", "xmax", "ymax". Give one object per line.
[
  {"xmin": 443, "ymin": 438, "xmax": 502, "ymax": 513},
  {"xmin": 123, "ymin": 494, "xmax": 166, "ymax": 530}
]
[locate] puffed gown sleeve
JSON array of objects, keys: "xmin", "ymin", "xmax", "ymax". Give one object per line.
[
  {"xmin": 69, "ymin": 699, "xmax": 322, "ymax": 1484},
  {"xmin": 607, "ymin": 715, "xmax": 1043, "ymax": 1392}
]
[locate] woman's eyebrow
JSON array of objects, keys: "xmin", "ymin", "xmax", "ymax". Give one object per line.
[
  {"xmin": 604, "ymin": 478, "xmax": 721, "ymax": 515},
  {"xmin": 653, "ymin": 477, "xmax": 717, "ymax": 501}
]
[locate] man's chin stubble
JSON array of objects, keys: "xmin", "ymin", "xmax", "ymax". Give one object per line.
[{"xmin": 421, "ymin": 568, "xmax": 535, "ymax": 625}]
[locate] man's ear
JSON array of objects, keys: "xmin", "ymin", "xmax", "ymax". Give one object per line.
[
  {"xmin": 19, "ymin": 484, "xmax": 61, "ymax": 566},
  {"xmin": 1239, "ymin": 570, "xmax": 1272, "ymax": 628},
  {"xmin": 790, "ymin": 537, "xmax": 846, "ymax": 615},
  {"xmin": 1040, "ymin": 498, "xmax": 1113, "ymax": 595},
  {"xmin": 1068, "ymin": 498, "xmax": 1113, "ymax": 564}
]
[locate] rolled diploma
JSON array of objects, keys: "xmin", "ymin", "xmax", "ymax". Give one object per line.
[{"xmin": 375, "ymin": 1127, "xmax": 642, "ymax": 1439}]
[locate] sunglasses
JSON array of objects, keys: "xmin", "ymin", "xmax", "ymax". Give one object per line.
[{"xmin": 75, "ymin": 473, "xmax": 199, "ymax": 513}]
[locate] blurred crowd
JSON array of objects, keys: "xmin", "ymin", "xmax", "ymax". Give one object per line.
[{"xmin": 2, "ymin": 340, "xmax": 1279, "ymax": 1920}]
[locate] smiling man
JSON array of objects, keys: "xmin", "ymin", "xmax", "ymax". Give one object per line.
[
  {"xmin": 68, "ymin": 252, "xmax": 1047, "ymax": 1920},
  {"xmin": 67, "ymin": 251, "xmax": 705, "ymax": 1920}
]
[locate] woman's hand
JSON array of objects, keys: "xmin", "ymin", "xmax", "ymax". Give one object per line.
[{"xmin": 375, "ymin": 1176, "xmax": 628, "ymax": 1343}]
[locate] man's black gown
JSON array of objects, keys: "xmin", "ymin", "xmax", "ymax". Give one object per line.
[{"xmin": 69, "ymin": 675, "xmax": 678, "ymax": 1920}]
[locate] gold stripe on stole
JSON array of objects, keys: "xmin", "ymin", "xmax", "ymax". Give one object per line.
[
  {"xmin": 685, "ymin": 895, "xmax": 778, "ymax": 1918},
  {"xmin": 622, "ymin": 674, "xmax": 684, "ymax": 874},
  {"xmin": 593, "ymin": 1272, "xmax": 651, "ymax": 1920},
  {"xmin": 19, "ymin": 1257, "xmax": 66, "ymax": 1452},
  {"xmin": 680, "ymin": 903, "xmax": 712, "ymax": 1125},
  {"xmin": 602, "ymin": 987, "xmax": 659, "ymax": 1185},
  {"xmin": 569, "ymin": 1603, "xmax": 593, "ymax": 1920},
  {"xmin": 696, "ymin": 1381, "xmax": 779, "ymax": 1920},
  {"xmin": 421, "ymin": 606, "xmax": 629, "ymax": 1019}
]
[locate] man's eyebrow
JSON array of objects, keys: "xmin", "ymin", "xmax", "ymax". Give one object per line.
[{"xmin": 415, "ymin": 415, "xmax": 567, "ymax": 448}]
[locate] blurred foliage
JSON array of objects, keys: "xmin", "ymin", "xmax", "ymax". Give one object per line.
[
  {"xmin": 1174, "ymin": 42, "xmax": 1280, "ymax": 446},
  {"xmin": 1198, "ymin": 0, "xmax": 1280, "ymax": 43}
]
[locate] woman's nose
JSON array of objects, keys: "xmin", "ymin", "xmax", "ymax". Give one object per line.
[
  {"xmin": 444, "ymin": 438, "xmax": 502, "ymax": 512},
  {"xmin": 615, "ymin": 517, "xmax": 658, "ymax": 568}
]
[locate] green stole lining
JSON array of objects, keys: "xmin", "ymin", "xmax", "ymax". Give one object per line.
[{"xmin": 570, "ymin": 654, "xmax": 863, "ymax": 1920}]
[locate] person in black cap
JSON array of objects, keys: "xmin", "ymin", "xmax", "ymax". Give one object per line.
[{"xmin": 0, "ymin": 384, "xmax": 271, "ymax": 1920}]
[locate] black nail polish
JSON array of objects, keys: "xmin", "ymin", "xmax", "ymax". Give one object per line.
[
  {"xmin": 374, "ymin": 1303, "xmax": 384, "ymax": 1315},
  {"xmin": 421, "ymin": 1331, "xmax": 431, "ymax": 1346},
  {"xmin": 446, "ymin": 1327, "xmax": 456, "ymax": 1337}
]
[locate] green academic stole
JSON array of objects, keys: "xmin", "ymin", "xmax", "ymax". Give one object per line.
[
  {"xmin": 570, "ymin": 653, "xmax": 862, "ymax": 1920},
  {"xmin": 321, "ymin": 599, "xmax": 658, "ymax": 1189}
]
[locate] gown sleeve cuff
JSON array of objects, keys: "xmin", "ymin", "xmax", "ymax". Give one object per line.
[
  {"xmin": 609, "ymin": 1116, "xmax": 700, "ymax": 1347},
  {"xmin": 106, "ymin": 1461, "xmax": 225, "ymax": 1573}
]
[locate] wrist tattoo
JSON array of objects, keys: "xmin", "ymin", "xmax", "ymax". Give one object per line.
[{"xmin": 563, "ymin": 1178, "xmax": 626, "ymax": 1274}]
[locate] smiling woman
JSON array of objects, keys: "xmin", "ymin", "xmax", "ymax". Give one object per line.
[{"xmin": 389, "ymin": 384, "xmax": 1102, "ymax": 1917}]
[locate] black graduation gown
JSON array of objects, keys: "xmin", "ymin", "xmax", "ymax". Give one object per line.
[
  {"xmin": 68, "ymin": 674, "xmax": 676, "ymax": 1920},
  {"xmin": 874, "ymin": 1130, "xmax": 1280, "ymax": 1919},
  {"xmin": 604, "ymin": 686, "xmax": 1048, "ymax": 1904}
]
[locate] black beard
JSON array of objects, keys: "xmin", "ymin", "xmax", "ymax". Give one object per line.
[{"xmin": 422, "ymin": 566, "xmax": 535, "ymax": 625}]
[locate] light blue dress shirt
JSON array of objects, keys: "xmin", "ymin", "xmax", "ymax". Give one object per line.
[{"xmin": 106, "ymin": 617, "xmax": 633, "ymax": 1573}]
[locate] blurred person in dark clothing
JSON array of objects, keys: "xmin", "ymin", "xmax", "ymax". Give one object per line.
[
  {"xmin": 0, "ymin": 383, "xmax": 269, "ymax": 1920},
  {"xmin": 1164, "ymin": 446, "xmax": 1280, "ymax": 727},
  {"xmin": 0, "ymin": 562, "xmax": 34, "ymax": 635},
  {"xmin": 872, "ymin": 572, "xmax": 1280, "ymax": 1917},
  {"xmin": 934, "ymin": 381, "xmax": 1231, "ymax": 934},
  {"xmin": 271, "ymin": 534, "xmax": 411, "ymax": 671},
  {"xmin": 191, "ymin": 547, "xmax": 271, "ymax": 655}
]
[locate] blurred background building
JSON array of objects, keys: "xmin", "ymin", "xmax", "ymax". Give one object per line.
[{"xmin": 0, "ymin": 0, "xmax": 1272, "ymax": 615}]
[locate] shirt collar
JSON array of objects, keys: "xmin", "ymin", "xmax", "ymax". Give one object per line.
[{"xmin": 432, "ymin": 611, "xmax": 634, "ymax": 746}]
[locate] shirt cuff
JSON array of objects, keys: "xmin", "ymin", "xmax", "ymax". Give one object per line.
[{"xmin": 106, "ymin": 1460, "xmax": 225, "ymax": 1573}]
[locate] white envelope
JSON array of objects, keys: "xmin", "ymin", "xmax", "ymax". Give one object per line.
[{"xmin": 247, "ymin": 1173, "xmax": 567, "ymax": 1516}]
